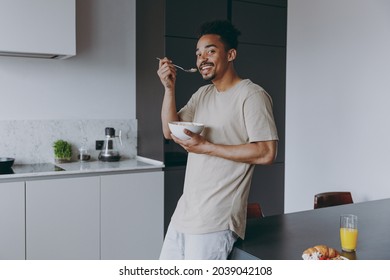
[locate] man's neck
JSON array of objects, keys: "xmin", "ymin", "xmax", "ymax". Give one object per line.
[
  {"xmin": 212, "ymin": 68, "xmax": 242, "ymax": 92},
  {"xmin": 212, "ymin": 64, "xmax": 242, "ymax": 92}
]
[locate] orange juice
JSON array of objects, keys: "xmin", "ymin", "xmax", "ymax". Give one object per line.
[{"xmin": 340, "ymin": 227, "xmax": 358, "ymax": 251}]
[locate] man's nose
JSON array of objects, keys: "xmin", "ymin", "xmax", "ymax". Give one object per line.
[{"xmin": 198, "ymin": 54, "xmax": 207, "ymax": 63}]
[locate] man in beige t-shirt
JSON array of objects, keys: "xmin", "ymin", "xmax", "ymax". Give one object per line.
[{"xmin": 157, "ymin": 20, "xmax": 278, "ymax": 259}]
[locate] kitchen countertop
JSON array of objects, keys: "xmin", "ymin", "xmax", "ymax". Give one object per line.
[
  {"xmin": 0, "ymin": 156, "xmax": 164, "ymax": 181},
  {"xmin": 230, "ymin": 198, "xmax": 390, "ymax": 260}
]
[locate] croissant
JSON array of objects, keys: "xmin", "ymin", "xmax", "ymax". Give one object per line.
[{"xmin": 302, "ymin": 245, "xmax": 340, "ymax": 260}]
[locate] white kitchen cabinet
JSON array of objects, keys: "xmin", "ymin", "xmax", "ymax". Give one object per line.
[
  {"xmin": 101, "ymin": 171, "xmax": 164, "ymax": 259},
  {"xmin": 0, "ymin": 181, "xmax": 25, "ymax": 260},
  {"xmin": 0, "ymin": 0, "xmax": 76, "ymax": 59},
  {"xmin": 26, "ymin": 176, "xmax": 100, "ymax": 260}
]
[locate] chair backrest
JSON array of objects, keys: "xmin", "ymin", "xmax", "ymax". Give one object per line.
[
  {"xmin": 247, "ymin": 202, "xmax": 264, "ymax": 219},
  {"xmin": 314, "ymin": 192, "xmax": 353, "ymax": 209}
]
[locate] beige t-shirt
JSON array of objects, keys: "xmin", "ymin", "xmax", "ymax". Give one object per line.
[{"xmin": 171, "ymin": 79, "xmax": 278, "ymax": 239}]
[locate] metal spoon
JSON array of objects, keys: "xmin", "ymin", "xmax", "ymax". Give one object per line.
[{"xmin": 156, "ymin": 57, "xmax": 197, "ymax": 73}]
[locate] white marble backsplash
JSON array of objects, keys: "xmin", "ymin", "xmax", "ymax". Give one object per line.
[{"xmin": 0, "ymin": 119, "xmax": 137, "ymax": 164}]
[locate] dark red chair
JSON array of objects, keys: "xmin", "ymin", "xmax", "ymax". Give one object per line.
[
  {"xmin": 314, "ymin": 192, "xmax": 353, "ymax": 209},
  {"xmin": 247, "ymin": 202, "xmax": 264, "ymax": 219}
]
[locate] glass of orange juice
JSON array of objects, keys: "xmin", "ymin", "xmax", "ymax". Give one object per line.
[{"xmin": 340, "ymin": 214, "xmax": 358, "ymax": 252}]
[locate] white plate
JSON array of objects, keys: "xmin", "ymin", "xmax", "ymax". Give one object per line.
[{"xmin": 332, "ymin": 256, "xmax": 349, "ymax": 260}]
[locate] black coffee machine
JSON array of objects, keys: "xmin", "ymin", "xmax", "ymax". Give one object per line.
[{"xmin": 98, "ymin": 127, "xmax": 122, "ymax": 162}]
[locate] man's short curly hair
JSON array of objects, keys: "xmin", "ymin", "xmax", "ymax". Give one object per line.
[{"xmin": 198, "ymin": 20, "xmax": 241, "ymax": 50}]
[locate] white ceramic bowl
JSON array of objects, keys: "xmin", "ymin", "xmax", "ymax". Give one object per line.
[{"xmin": 168, "ymin": 121, "xmax": 204, "ymax": 140}]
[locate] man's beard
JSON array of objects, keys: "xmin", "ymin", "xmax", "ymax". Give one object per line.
[{"xmin": 202, "ymin": 73, "xmax": 216, "ymax": 81}]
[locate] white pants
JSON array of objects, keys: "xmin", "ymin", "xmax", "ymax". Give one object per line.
[{"xmin": 159, "ymin": 224, "xmax": 238, "ymax": 260}]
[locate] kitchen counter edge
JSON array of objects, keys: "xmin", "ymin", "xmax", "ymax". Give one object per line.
[{"xmin": 0, "ymin": 156, "xmax": 164, "ymax": 182}]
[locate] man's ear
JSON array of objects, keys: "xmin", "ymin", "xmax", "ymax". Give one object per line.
[{"xmin": 227, "ymin": 49, "xmax": 237, "ymax": 62}]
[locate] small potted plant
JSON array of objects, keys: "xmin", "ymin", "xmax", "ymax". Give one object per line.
[{"xmin": 53, "ymin": 140, "xmax": 72, "ymax": 163}]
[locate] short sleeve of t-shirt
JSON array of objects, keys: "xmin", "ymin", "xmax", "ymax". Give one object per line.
[{"xmin": 243, "ymin": 87, "xmax": 279, "ymax": 142}]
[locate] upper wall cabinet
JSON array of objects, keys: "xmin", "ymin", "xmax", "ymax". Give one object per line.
[
  {"xmin": 232, "ymin": 0, "xmax": 287, "ymax": 46},
  {"xmin": 165, "ymin": 0, "xmax": 227, "ymax": 38},
  {"xmin": 0, "ymin": 0, "xmax": 76, "ymax": 59}
]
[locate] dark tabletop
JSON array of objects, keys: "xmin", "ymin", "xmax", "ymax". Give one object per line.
[{"xmin": 231, "ymin": 198, "xmax": 390, "ymax": 260}]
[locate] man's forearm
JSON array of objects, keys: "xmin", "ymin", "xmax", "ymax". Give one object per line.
[
  {"xmin": 161, "ymin": 89, "xmax": 179, "ymax": 139},
  {"xmin": 174, "ymin": 131, "xmax": 278, "ymax": 165},
  {"xmin": 205, "ymin": 140, "xmax": 277, "ymax": 165}
]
